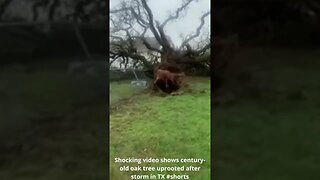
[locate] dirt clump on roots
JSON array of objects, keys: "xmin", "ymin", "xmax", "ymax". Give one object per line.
[{"xmin": 152, "ymin": 63, "xmax": 186, "ymax": 94}]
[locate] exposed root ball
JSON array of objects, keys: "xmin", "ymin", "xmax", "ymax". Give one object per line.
[{"xmin": 153, "ymin": 66, "xmax": 185, "ymax": 94}]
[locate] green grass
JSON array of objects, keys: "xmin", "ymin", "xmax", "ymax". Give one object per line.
[
  {"xmin": 110, "ymin": 77, "xmax": 211, "ymax": 180},
  {"xmin": 110, "ymin": 81, "xmax": 147, "ymax": 104},
  {"xmin": 4, "ymin": 48, "xmax": 319, "ymax": 180},
  {"xmin": 215, "ymin": 48, "xmax": 320, "ymax": 180},
  {"xmin": 0, "ymin": 62, "xmax": 211, "ymax": 180}
]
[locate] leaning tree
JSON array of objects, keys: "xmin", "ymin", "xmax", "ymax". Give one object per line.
[{"xmin": 110, "ymin": 0, "xmax": 210, "ymax": 92}]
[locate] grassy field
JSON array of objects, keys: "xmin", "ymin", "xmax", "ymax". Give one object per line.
[
  {"xmin": 109, "ymin": 78, "xmax": 211, "ymax": 180},
  {"xmin": 2, "ymin": 47, "xmax": 319, "ymax": 180},
  {"xmin": 215, "ymin": 48, "xmax": 320, "ymax": 180},
  {"xmin": 110, "ymin": 81, "xmax": 147, "ymax": 104},
  {"xmin": 0, "ymin": 62, "xmax": 211, "ymax": 180}
]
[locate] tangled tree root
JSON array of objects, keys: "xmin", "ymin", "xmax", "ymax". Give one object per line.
[{"xmin": 153, "ymin": 63, "xmax": 186, "ymax": 94}]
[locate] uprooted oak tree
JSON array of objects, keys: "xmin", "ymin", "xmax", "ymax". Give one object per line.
[{"xmin": 109, "ymin": 0, "xmax": 210, "ymax": 94}]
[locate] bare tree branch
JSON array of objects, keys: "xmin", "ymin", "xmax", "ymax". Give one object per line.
[
  {"xmin": 109, "ymin": 0, "xmax": 210, "ymax": 71},
  {"xmin": 161, "ymin": 0, "xmax": 194, "ymax": 28},
  {"xmin": 110, "ymin": 18, "xmax": 121, "ymax": 33},
  {"xmin": 195, "ymin": 43, "xmax": 211, "ymax": 56},
  {"xmin": 140, "ymin": 37, "xmax": 162, "ymax": 53},
  {"xmin": 140, "ymin": 0, "xmax": 164, "ymax": 47},
  {"xmin": 131, "ymin": 9, "xmax": 149, "ymax": 27},
  {"xmin": 110, "ymin": 0, "xmax": 167, "ymax": 55},
  {"xmin": 110, "ymin": 7, "xmax": 130, "ymax": 14},
  {"xmin": 130, "ymin": 5, "xmax": 148, "ymax": 26},
  {"xmin": 180, "ymin": 11, "xmax": 210, "ymax": 49},
  {"xmin": 140, "ymin": 25, "xmax": 148, "ymax": 36},
  {"xmin": 156, "ymin": 21, "xmax": 171, "ymax": 49},
  {"xmin": 175, "ymin": 53, "xmax": 210, "ymax": 63},
  {"xmin": 110, "ymin": 50, "xmax": 153, "ymax": 69},
  {"xmin": 109, "ymin": 56, "xmax": 120, "ymax": 67}
]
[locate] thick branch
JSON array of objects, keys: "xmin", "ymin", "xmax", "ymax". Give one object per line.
[
  {"xmin": 175, "ymin": 55, "xmax": 210, "ymax": 64},
  {"xmin": 180, "ymin": 11, "xmax": 210, "ymax": 49},
  {"xmin": 130, "ymin": 6, "xmax": 148, "ymax": 26},
  {"xmin": 178, "ymin": 42, "xmax": 210, "ymax": 63},
  {"xmin": 161, "ymin": 0, "xmax": 193, "ymax": 28},
  {"xmin": 140, "ymin": 0, "xmax": 164, "ymax": 47},
  {"xmin": 110, "ymin": 0, "xmax": 170, "ymax": 52},
  {"xmin": 109, "ymin": 56, "xmax": 120, "ymax": 67},
  {"xmin": 110, "ymin": 50, "xmax": 153, "ymax": 69},
  {"xmin": 195, "ymin": 43, "xmax": 211, "ymax": 56},
  {"xmin": 141, "ymin": 37, "xmax": 162, "ymax": 53},
  {"xmin": 140, "ymin": 25, "xmax": 148, "ymax": 36},
  {"xmin": 125, "ymin": 6, "xmax": 149, "ymax": 35},
  {"xmin": 156, "ymin": 21, "xmax": 171, "ymax": 50}
]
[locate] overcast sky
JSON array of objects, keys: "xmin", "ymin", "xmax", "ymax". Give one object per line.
[{"xmin": 110, "ymin": 0, "xmax": 210, "ymax": 47}]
